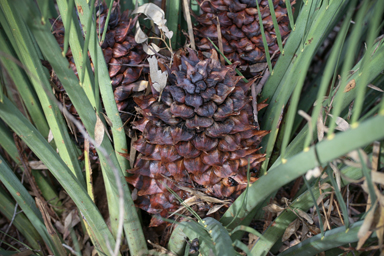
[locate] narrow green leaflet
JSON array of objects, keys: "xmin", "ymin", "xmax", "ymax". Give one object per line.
[
  {"xmin": 279, "ymin": 220, "xmax": 374, "ymax": 256},
  {"xmin": 221, "ymin": 113, "xmax": 384, "ymax": 229},
  {"xmin": 0, "ymin": 96, "xmax": 117, "ymax": 255}
]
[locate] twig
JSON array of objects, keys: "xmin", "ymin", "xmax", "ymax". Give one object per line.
[
  {"xmin": 14, "ymin": 134, "xmax": 58, "ymax": 218},
  {"xmin": 182, "ymin": 0, "xmax": 195, "ymax": 50},
  {"xmin": 146, "ymin": 42, "xmax": 172, "ymax": 61},
  {"xmin": 215, "ymin": 16, "xmax": 224, "ymax": 65},
  {"xmin": 109, "ymin": 63, "xmax": 149, "ymax": 68},
  {"xmin": 0, "ymin": 205, "xmax": 23, "ymax": 247},
  {"xmin": 255, "ymin": 69, "xmax": 270, "ymax": 96},
  {"xmin": 62, "ymin": 243, "xmax": 81, "ymax": 256},
  {"xmin": 0, "ymin": 164, "xmax": 26, "ymax": 247}
]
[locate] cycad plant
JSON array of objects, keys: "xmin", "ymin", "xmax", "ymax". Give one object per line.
[{"xmin": 0, "ymin": 0, "xmax": 384, "ymax": 256}]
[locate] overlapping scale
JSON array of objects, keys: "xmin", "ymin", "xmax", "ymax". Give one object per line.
[
  {"xmin": 195, "ymin": 0, "xmax": 295, "ymax": 76},
  {"xmin": 128, "ymin": 49, "xmax": 269, "ymax": 226},
  {"xmin": 52, "ymin": 2, "xmax": 147, "ymax": 123}
]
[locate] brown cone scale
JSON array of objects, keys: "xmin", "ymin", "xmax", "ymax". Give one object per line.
[
  {"xmin": 194, "ymin": 0, "xmax": 295, "ymax": 76},
  {"xmin": 127, "ymin": 49, "xmax": 269, "ymax": 226},
  {"xmin": 51, "ymin": 2, "xmax": 147, "ymax": 115}
]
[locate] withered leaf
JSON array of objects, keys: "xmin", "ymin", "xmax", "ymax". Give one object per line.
[
  {"xmin": 94, "ymin": 113, "xmax": 105, "ymax": 147},
  {"xmin": 148, "ymin": 56, "xmax": 168, "ymax": 95},
  {"xmin": 282, "ymin": 219, "xmax": 300, "ymax": 242}
]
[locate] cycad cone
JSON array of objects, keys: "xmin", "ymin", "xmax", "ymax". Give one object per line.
[
  {"xmin": 195, "ymin": 0, "xmax": 294, "ymax": 75},
  {"xmin": 127, "ymin": 49, "xmax": 269, "ymax": 227}
]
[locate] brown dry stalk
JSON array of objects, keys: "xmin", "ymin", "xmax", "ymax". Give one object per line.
[{"xmin": 13, "ymin": 134, "xmax": 57, "ymax": 219}]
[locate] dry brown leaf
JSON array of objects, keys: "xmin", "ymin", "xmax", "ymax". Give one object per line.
[
  {"xmin": 328, "ymin": 114, "xmax": 350, "ymax": 131},
  {"xmin": 319, "ymin": 183, "xmax": 332, "ymax": 191},
  {"xmin": 63, "ymin": 210, "xmax": 74, "ymax": 240},
  {"xmin": 347, "ymin": 149, "xmax": 369, "ymax": 164},
  {"xmin": 295, "ymin": 209, "xmax": 314, "ymax": 224},
  {"xmin": 101, "ymin": 112, "xmax": 113, "ymax": 127},
  {"xmin": 289, "ymin": 238, "xmax": 301, "ymax": 247},
  {"xmin": 316, "ymin": 192, "xmax": 333, "ymax": 206},
  {"xmin": 178, "ymin": 186, "xmax": 231, "ymax": 204},
  {"xmin": 329, "ymin": 162, "xmax": 341, "ymax": 191},
  {"xmin": 148, "ymin": 240, "xmax": 178, "ymax": 256},
  {"xmin": 54, "ymin": 220, "xmax": 64, "ymax": 234},
  {"xmin": 263, "ymin": 203, "xmax": 285, "ymax": 214},
  {"xmin": 372, "ymin": 172, "xmax": 384, "ymax": 186},
  {"xmin": 83, "ymin": 242, "xmax": 92, "ymax": 256},
  {"xmin": 35, "ymin": 197, "xmax": 56, "ymax": 236},
  {"xmin": 282, "ymin": 219, "xmax": 300, "ymax": 242},
  {"xmin": 248, "ymin": 233, "xmax": 259, "ymax": 250},
  {"xmin": 344, "ymin": 79, "xmax": 356, "ymax": 92},
  {"xmin": 317, "ymin": 110, "xmax": 325, "ymax": 142},
  {"xmin": 357, "ymin": 230, "xmax": 373, "ymax": 250},
  {"xmin": 308, "ymin": 223, "xmax": 321, "ymax": 235},
  {"xmin": 169, "ymin": 196, "xmax": 200, "ymax": 217},
  {"xmin": 131, "ymin": 188, "xmax": 138, "ymax": 201},
  {"xmin": 29, "ymin": 161, "xmax": 48, "ymax": 170},
  {"xmin": 358, "ymin": 200, "xmax": 378, "ymax": 239},
  {"xmin": 372, "ymin": 141, "xmax": 380, "ymax": 172},
  {"xmin": 206, "ymin": 204, "xmax": 226, "ymax": 215},
  {"xmin": 329, "ymin": 216, "xmax": 343, "ymax": 227},
  {"xmin": 94, "ymin": 113, "xmax": 105, "ymax": 147},
  {"xmin": 376, "ymin": 204, "xmax": 384, "ymax": 252},
  {"xmin": 130, "ymin": 132, "xmax": 138, "ymax": 168},
  {"xmin": 301, "ymin": 222, "xmax": 309, "ymax": 239},
  {"xmin": 367, "ymin": 84, "xmax": 384, "ymax": 92}
]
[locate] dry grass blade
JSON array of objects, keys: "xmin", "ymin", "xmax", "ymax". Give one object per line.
[
  {"xmin": 367, "ymin": 84, "xmax": 384, "ymax": 92},
  {"xmin": 36, "ymin": 197, "xmax": 66, "ymax": 256},
  {"xmin": 182, "ymin": 0, "xmax": 195, "ymax": 50},
  {"xmin": 358, "ymin": 200, "xmax": 377, "ymax": 243}
]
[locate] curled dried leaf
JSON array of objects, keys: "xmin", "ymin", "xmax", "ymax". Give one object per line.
[
  {"xmin": 148, "ymin": 56, "xmax": 168, "ymax": 95},
  {"xmin": 282, "ymin": 219, "xmax": 300, "ymax": 242},
  {"xmin": 143, "ymin": 42, "xmax": 161, "ymax": 55},
  {"xmin": 135, "ymin": 22, "xmax": 148, "ymax": 44},
  {"xmin": 328, "ymin": 114, "xmax": 350, "ymax": 131},
  {"xmin": 294, "ymin": 208, "xmax": 313, "ymax": 224},
  {"xmin": 29, "ymin": 161, "xmax": 48, "ymax": 170},
  {"xmin": 262, "ymin": 203, "xmax": 285, "ymax": 214},
  {"xmin": 367, "ymin": 84, "xmax": 384, "ymax": 92},
  {"xmin": 132, "ymin": 3, "xmax": 172, "ymax": 39},
  {"xmin": 206, "ymin": 204, "xmax": 226, "ymax": 215}
]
